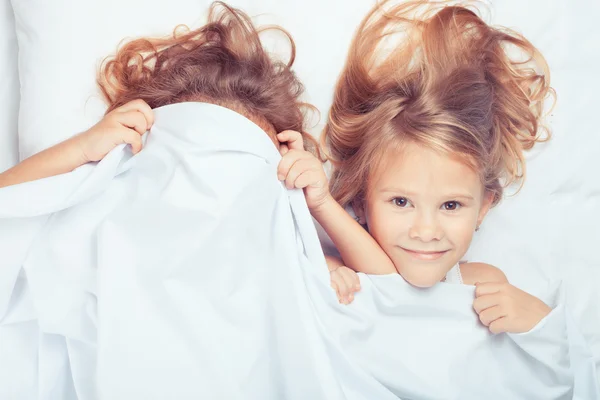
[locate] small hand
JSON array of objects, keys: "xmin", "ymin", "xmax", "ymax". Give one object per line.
[
  {"xmin": 330, "ymin": 266, "xmax": 361, "ymax": 305},
  {"xmin": 276, "ymin": 130, "xmax": 331, "ymax": 211},
  {"xmin": 473, "ymin": 282, "xmax": 552, "ymax": 334},
  {"xmin": 73, "ymin": 99, "xmax": 154, "ymax": 163}
]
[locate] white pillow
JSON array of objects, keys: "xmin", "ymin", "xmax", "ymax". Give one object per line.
[
  {"xmin": 10, "ymin": 0, "xmax": 372, "ymax": 159},
  {"xmin": 0, "ymin": 0, "xmax": 19, "ymax": 170}
]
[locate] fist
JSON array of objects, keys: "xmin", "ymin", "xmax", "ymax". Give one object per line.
[
  {"xmin": 74, "ymin": 99, "xmax": 154, "ymax": 163},
  {"xmin": 330, "ymin": 266, "xmax": 361, "ymax": 305},
  {"xmin": 276, "ymin": 130, "xmax": 331, "ymax": 211},
  {"xmin": 473, "ymin": 282, "xmax": 552, "ymax": 334}
]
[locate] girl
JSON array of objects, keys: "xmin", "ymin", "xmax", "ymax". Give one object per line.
[
  {"xmin": 277, "ymin": 0, "xmax": 555, "ymax": 334},
  {"xmin": 0, "ymin": 1, "xmax": 318, "ymax": 189},
  {"xmin": 0, "ymin": 2, "xmax": 324, "ymax": 398}
]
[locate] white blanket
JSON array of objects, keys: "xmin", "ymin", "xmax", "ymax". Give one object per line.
[{"xmin": 0, "ymin": 103, "xmax": 597, "ymax": 400}]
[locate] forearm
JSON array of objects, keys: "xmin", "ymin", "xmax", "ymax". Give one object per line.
[
  {"xmin": 325, "ymin": 255, "xmax": 345, "ymax": 272},
  {"xmin": 0, "ymin": 136, "xmax": 86, "ymax": 188},
  {"xmin": 312, "ymin": 196, "xmax": 396, "ymax": 275}
]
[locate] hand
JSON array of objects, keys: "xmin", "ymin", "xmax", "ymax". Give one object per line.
[
  {"xmin": 276, "ymin": 130, "xmax": 331, "ymax": 211},
  {"xmin": 73, "ymin": 99, "xmax": 154, "ymax": 163},
  {"xmin": 473, "ymin": 282, "xmax": 552, "ymax": 334},
  {"xmin": 330, "ymin": 266, "xmax": 361, "ymax": 304}
]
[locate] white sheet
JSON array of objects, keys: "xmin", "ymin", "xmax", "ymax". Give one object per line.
[
  {"xmin": 0, "ymin": 103, "xmax": 597, "ymax": 399},
  {"xmin": 0, "ymin": 0, "xmax": 19, "ymax": 170},
  {"xmin": 7, "ymin": 0, "xmax": 600, "ymax": 367}
]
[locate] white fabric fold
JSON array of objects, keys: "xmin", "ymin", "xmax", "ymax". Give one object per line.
[{"xmin": 0, "ymin": 102, "xmax": 597, "ymax": 399}]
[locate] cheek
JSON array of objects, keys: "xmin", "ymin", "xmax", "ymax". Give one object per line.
[
  {"xmin": 443, "ymin": 215, "xmax": 476, "ymax": 247},
  {"xmin": 366, "ymin": 205, "xmax": 406, "ymax": 243}
]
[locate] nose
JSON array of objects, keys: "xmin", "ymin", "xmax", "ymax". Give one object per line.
[{"xmin": 408, "ymin": 210, "xmax": 443, "ymax": 242}]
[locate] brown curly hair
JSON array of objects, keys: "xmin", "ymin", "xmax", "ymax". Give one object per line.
[{"xmin": 97, "ymin": 1, "xmax": 318, "ymax": 153}]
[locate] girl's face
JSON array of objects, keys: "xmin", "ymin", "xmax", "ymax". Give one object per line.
[{"xmin": 356, "ymin": 141, "xmax": 493, "ymax": 287}]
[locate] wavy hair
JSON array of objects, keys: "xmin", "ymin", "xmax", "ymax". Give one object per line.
[
  {"xmin": 324, "ymin": 0, "xmax": 554, "ymax": 207},
  {"xmin": 98, "ymin": 1, "xmax": 318, "ymax": 152}
]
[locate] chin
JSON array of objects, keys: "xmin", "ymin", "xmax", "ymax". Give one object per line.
[{"xmin": 400, "ymin": 271, "xmax": 444, "ymax": 288}]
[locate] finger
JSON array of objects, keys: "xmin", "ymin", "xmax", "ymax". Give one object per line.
[
  {"xmin": 489, "ymin": 317, "xmax": 509, "ymax": 334},
  {"xmin": 294, "ymin": 169, "xmax": 324, "ymax": 190},
  {"xmin": 277, "ymin": 130, "xmax": 304, "ymax": 151},
  {"xmin": 329, "ymin": 279, "xmax": 342, "ymax": 301},
  {"xmin": 342, "ymin": 292, "xmax": 352, "ymax": 304},
  {"xmin": 333, "ymin": 275, "xmax": 352, "ymax": 304},
  {"xmin": 277, "ymin": 150, "xmax": 311, "ymax": 180},
  {"xmin": 116, "ymin": 111, "xmax": 150, "ymax": 135},
  {"xmin": 334, "ymin": 274, "xmax": 351, "ymax": 298},
  {"xmin": 121, "ymin": 128, "xmax": 144, "ymax": 154},
  {"xmin": 478, "ymin": 305, "xmax": 507, "ymax": 327},
  {"xmin": 339, "ymin": 284, "xmax": 351, "ymax": 300},
  {"xmin": 473, "ymin": 293, "xmax": 502, "ymax": 314},
  {"xmin": 474, "ymin": 282, "xmax": 505, "ymax": 298},
  {"xmin": 115, "ymin": 99, "xmax": 154, "ymax": 127},
  {"xmin": 340, "ymin": 270, "xmax": 358, "ymax": 296},
  {"xmin": 284, "ymin": 158, "xmax": 314, "ymax": 189},
  {"xmin": 279, "ymin": 144, "xmax": 289, "ymax": 155}
]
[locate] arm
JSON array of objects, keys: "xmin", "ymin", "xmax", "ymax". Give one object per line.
[
  {"xmin": 325, "ymin": 255, "xmax": 345, "ymax": 272},
  {"xmin": 277, "ymin": 129, "xmax": 395, "ymax": 275},
  {"xmin": 0, "ymin": 137, "xmax": 87, "ymax": 188},
  {"xmin": 0, "ymin": 99, "xmax": 154, "ymax": 189},
  {"xmin": 312, "ymin": 196, "xmax": 396, "ymax": 275},
  {"xmin": 460, "ymin": 262, "xmax": 508, "ymax": 285}
]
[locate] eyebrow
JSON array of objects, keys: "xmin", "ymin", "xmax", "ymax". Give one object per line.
[
  {"xmin": 380, "ymin": 187, "xmax": 416, "ymax": 196},
  {"xmin": 444, "ymin": 194, "xmax": 475, "ymax": 201},
  {"xmin": 379, "ymin": 187, "xmax": 475, "ymax": 201}
]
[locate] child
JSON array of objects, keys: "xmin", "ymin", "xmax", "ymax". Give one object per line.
[
  {"xmin": 0, "ymin": 1, "xmax": 318, "ymax": 189},
  {"xmin": 0, "ymin": 3, "xmax": 324, "ymax": 398},
  {"xmin": 277, "ymin": 0, "xmax": 555, "ymax": 335}
]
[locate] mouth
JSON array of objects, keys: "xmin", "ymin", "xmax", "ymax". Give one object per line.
[{"xmin": 400, "ymin": 247, "xmax": 449, "ymax": 261}]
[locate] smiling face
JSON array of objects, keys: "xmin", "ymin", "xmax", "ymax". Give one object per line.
[{"xmin": 355, "ymin": 141, "xmax": 493, "ymax": 287}]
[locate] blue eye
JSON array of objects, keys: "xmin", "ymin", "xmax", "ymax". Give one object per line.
[
  {"xmin": 392, "ymin": 197, "xmax": 410, "ymax": 208},
  {"xmin": 443, "ymin": 201, "xmax": 461, "ymax": 211}
]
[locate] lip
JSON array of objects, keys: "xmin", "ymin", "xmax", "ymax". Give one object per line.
[{"xmin": 400, "ymin": 247, "xmax": 449, "ymax": 261}]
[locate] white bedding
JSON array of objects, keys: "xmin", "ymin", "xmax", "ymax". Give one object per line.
[
  {"xmin": 1, "ymin": 0, "xmax": 599, "ymax": 397},
  {"xmin": 0, "ymin": 0, "xmax": 19, "ymax": 170},
  {"xmin": 3, "ymin": 0, "xmax": 598, "ymax": 350},
  {"xmin": 0, "ymin": 102, "xmax": 597, "ymax": 399}
]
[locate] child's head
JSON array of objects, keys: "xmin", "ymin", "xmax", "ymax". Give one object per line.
[
  {"xmin": 324, "ymin": 0, "xmax": 553, "ymax": 287},
  {"xmin": 97, "ymin": 1, "xmax": 317, "ymax": 152}
]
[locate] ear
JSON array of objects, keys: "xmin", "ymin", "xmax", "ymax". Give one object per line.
[
  {"xmin": 352, "ymin": 200, "xmax": 367, "ymax": 225},
  {"xmin": 476, "ymin": 191, "xmax": 494, "ymax": 227}
]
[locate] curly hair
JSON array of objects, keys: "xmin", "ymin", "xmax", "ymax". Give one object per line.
[
  {"xmin": 98, "ymin": 1, "xmax": 318, "ymax": 153},
  {"xmin": 324, "ymin": 0, "xmax": 554, "ymax": 208}
]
